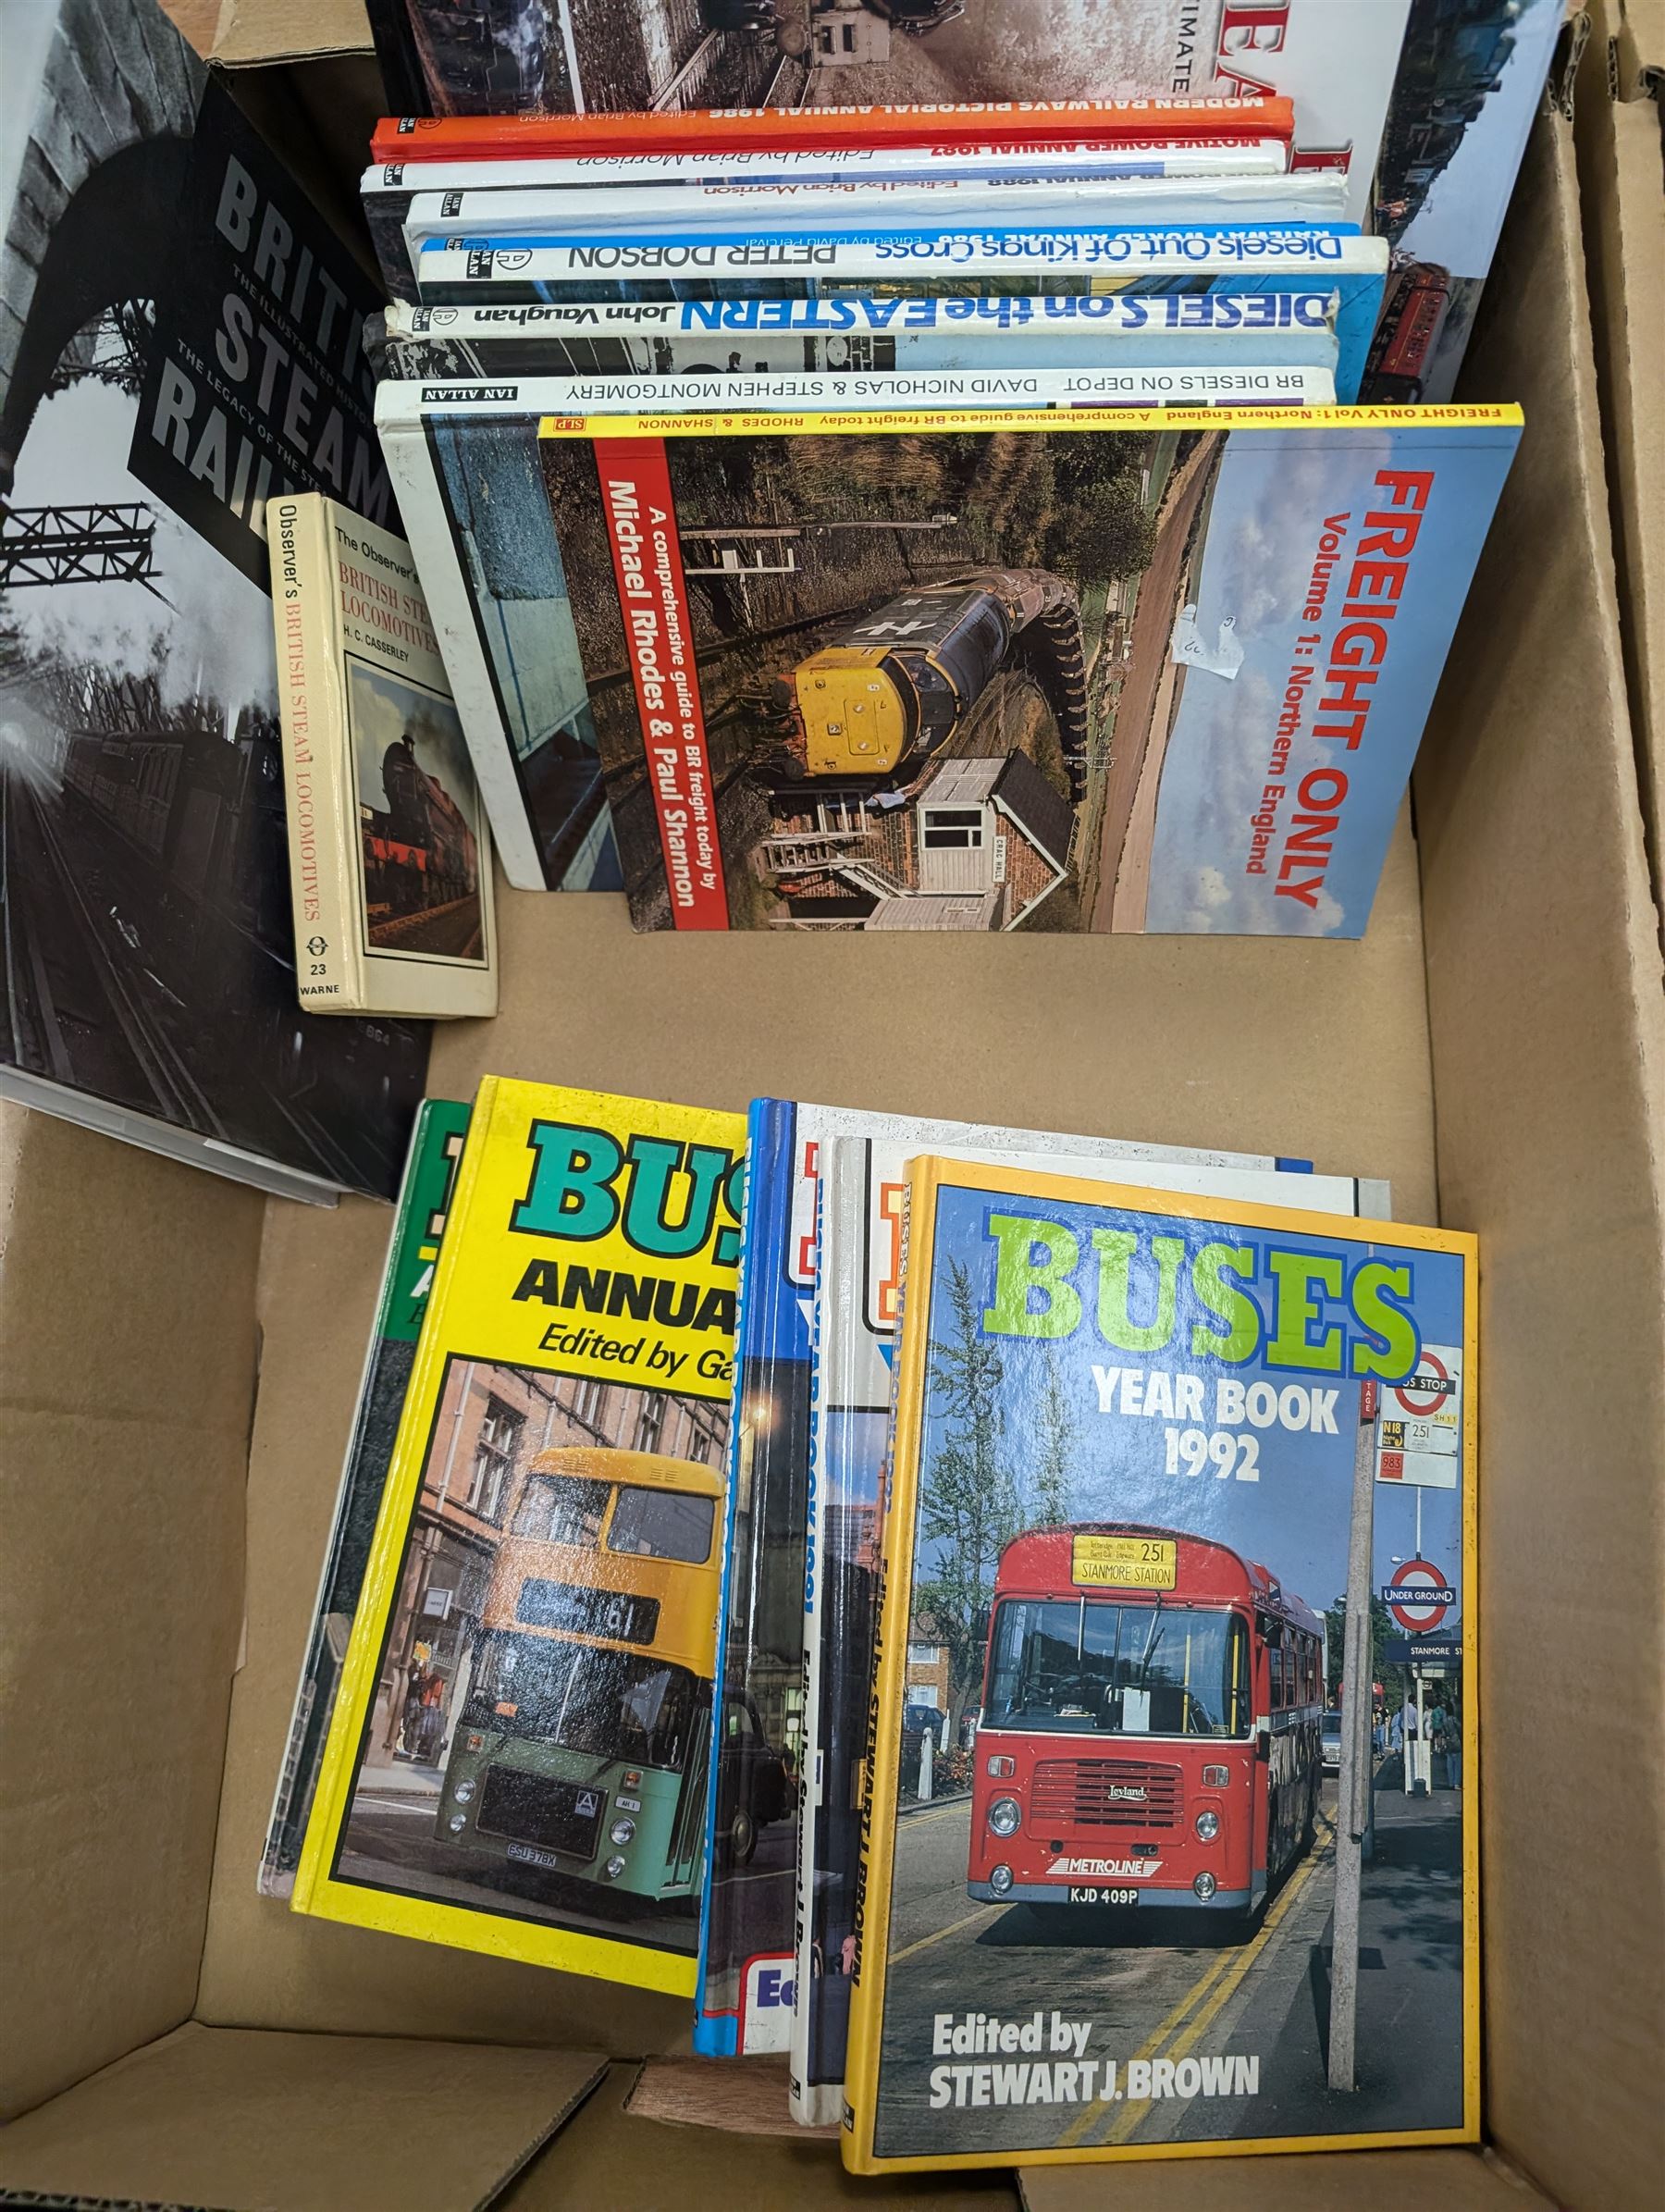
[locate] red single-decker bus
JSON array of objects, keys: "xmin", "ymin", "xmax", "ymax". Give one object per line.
[{"xmin": 967, "ymin": 1523, "xmax": 1324, "ymax": 1922}]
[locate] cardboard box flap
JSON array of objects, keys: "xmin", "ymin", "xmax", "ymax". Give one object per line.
[
  {"xmin": 1018, "ymin": 2146, "xmax": 1551, "ymax": 2211},
  {"xmin": 209, "ymin": 0, "xmax": 374, "ymax": 67},
  {"xmin": 500, "ymin": 2061, "xmax": 1016, "ymax": 2208},
  {"xmin": 0, "ymin": 2024, "xmax": 606, "ymax": 2212}
]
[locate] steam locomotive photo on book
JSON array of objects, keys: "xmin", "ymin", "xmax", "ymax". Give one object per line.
[{"xmin": 351, "ymin": 662, "xmax": 488, "ymax": 967}]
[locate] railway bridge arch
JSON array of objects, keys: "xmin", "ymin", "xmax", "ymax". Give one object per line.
[{"xmin": 0, "ymin": 0, "xmax": 204, "ymax": 489}]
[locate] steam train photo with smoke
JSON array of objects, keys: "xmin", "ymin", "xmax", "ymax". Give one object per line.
[{"xmin": 362, "ymin": 734, "xmax": 482, "ymax": 937}]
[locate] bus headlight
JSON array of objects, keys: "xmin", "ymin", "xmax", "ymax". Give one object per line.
[
  {"xmin": 452, "ymin": 1778, "xmax": 475, "ymax": 1804},
  {"xmin": 609, "ymin": 1818, "xmax": 636, "ymax": 1847},
  {"xmin": 604, "ymin": 1855, "xmax": 628, "ymax": 1881},
  {"xmin": 987, "ymin": 1796, "xmax": 1021, "ymax": 1838},
  {"xmin": 1194, "ymin": 1810, "xmax": 1220, "ymax": 1842},
  {"xmin": 448, "ymin": 1813, "xmax": 468, "ymax": 1834},
  {"xmin": 989, "ymin": 1864, "xmax": 1015, "ymax": 1897},
  {"xmin": 1193, "ymin": 1872, "xmax": 1218, "ymax": 1900}
]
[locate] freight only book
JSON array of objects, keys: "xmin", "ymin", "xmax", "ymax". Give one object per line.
[
  {"xmin": 843, "ymin": 1158, "xmax": 1476, "ymax": 2173},
  {"xmin": 527, "ymin": 403, "xmax": 1519, "ymax": 936},
  {"xmin": 293, "ymin": 1079, "xmax": 746, "ymax": 1994}
]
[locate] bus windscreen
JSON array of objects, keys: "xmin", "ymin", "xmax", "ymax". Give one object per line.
[
  {"xmin": 468, "ymin": 1630, "xmax": 698, "ymax": 1769},
  {"xmin": 985, "ymin": 1600, "xmax": 1249, "ymax": 1740}
]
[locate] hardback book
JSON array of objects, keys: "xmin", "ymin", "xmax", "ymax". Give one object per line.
[
  {"xmin": 402, "ymin": 173, "xmax": 1352, "ymax": 267},
  {"xmin": 388, "ymin": 365, "xmax": 1340, "ymax": 419},
  {"xmin": 259, "ymin": 1097, "xmax": 471, "ymax": 1899},
  {"xmin": 361, "ymin": 135, "xmax": 1294, "ymax": 297},
  {"xmin": 0, "ymin": 0, "xmax": 428, "ymax": 1203},
  {"xmin": 367, "ymin": 92, "xmax": 1295, "ymax": 157},
  {"xmin": 374, "ymin": 291, "xmax": 1345, "ymax": 389},
  {"xmin": 842, "ymin": 1156, "xmax": 1476, "ymax": 2173},
  {"xmin": 794, "ymin": 1135, "xmax": 1388, "ymax": 2125},
  {"xmin": 405, "ymin": 228, "xmax": 1388, "ymax": 399},
  {"xmin": 292, "ymin": 1078, "xmax": 746, "ymax": 1993},
  {"xmin": 528, "ymin": 402, "xmax": 1519, "ymax": 936},
  {"xmin": 1362, "ymin": 0, "xmax": 1566, "ymax": 402},
  {"xmin": 696, "ymin": 1097, "xmax": 1336, "ymax": 2065},
  {"xmin": 271, "ymin": 496, "xmax": 497, "ymax": 1019},
  {"xmin": 364, "ymin": 5, "xmax": 1402, "ymax": 228}
]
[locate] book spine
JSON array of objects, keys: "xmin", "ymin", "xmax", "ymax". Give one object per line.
[
  {"xmin": 393, "ymin": 363, "xmax": 1339, "ymax": 417},
  {"xmin": 290, "ymin": 1075, "xmax": 503, "ymax": 1917},
  {"xmin": 841, "ymin": 1163, "xmax": 933, "ymax": 2171},
  {"xmin": 788, "ymin": 1155, "xmax": 841, "ymax": 2130},
  {"xmin": 371, "ymin": 410, "xmax": 548, "ymax": 891},
  {"xmin": 270, "ymin": 496, "xmax": 363, "ymax": 1013},
  {"xmin": 373, "ymin": 98, "xmax": 1296, "ymax": 167}
]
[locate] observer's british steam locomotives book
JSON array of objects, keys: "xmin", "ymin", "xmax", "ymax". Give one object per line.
[
  {"xmin": 0, "ymin": 0, "xmax": 428, "ymax": 1203},
  {"xmin": 293, "ymin": 1079, "xmax": 746, "ymax": 1992},
  {"xmin": 271, "ymin": 497, "xmax": 497, "ymax": 1019},
  {"xmin": 842, "ymin": 1158, "xmax": 1477, "ymax": 2172},
  {"xmin": 529, "ymin": 403, "xmax": 1518, "ymax": 936},
  {"xmin": 697, "ymin": 1099, "xmax": 1331, "ymax": 2061},
  {"xmin": 792, "ymin": 1134, "xmax": 1389, "ymax": 2124},
  {"xmin": 260, "ymin": 1098, "xmax": 472, "ymax": 1898}
]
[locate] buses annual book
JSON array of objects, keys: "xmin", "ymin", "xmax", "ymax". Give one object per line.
[
  {"xmin": 524, "ymin": 403, "xmax": 1518, "ymax": 937},
  {"xmin": 271, "ymin": 496, "xmax": 497, "ymax": 1019},
  {"xmin": 292, "ymin": 1077, "xmax": 746, "ymax": 1994},
  {"xmin": 794, "ymin": 1134, "xmax": 1387, "ymax": 2126},
  {"xmin": 260, "ymin": 1098, "xmax": 471, "ymax": 1898},
  {"xmin": 843, "ymin": 1157, "xmax": 1477, "ymax": 2173}
]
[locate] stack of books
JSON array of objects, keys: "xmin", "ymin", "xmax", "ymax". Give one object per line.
[
  {"xmin": 342, "ymin": 2, "xmax": 1560, "ymax": 934},
  {"xmin": 270, "ymin": 1076, "xmax": 1478, "ymax": 2176}
]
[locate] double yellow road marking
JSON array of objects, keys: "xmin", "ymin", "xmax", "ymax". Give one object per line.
[{"xmin": 1057, "ymin": 1815, "xmax": 1336, "ymax": 2150}]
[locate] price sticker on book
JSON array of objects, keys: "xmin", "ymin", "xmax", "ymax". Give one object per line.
[{"xmin": 1070, "ymin": 1534, "xmax": 1177, "ymax": 1589}]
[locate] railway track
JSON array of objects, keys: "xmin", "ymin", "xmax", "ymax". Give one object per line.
[{"xmin": 1, "ymin": 770, "xmax": 223, "ymax": 1136}]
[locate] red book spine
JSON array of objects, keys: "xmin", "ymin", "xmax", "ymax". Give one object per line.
[{"xmin": 371, "ymin": 97, "xmax": 1294, "ymax": 168}]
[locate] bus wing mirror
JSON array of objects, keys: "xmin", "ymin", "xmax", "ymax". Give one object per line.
[{"xmin": 1255, "ymin": 1728, "xmax": 1272, "ymax": 1762}]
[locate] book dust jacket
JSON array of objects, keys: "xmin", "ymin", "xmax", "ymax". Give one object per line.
[
  {"xmin": 294, "ymin": 1078, "xmax": 745, "ymax": 1994},
  {"xmin": 845, "ymin": 1159, "xmax": 1475, "ymax": 2171}
]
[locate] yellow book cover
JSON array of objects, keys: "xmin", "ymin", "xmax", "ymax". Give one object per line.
[
  {"xmin": 844, "ymin": 1157, "xmax": 1478, "ymax": 2173},
  {"xmin": 293, "ymin": 1077, "xmax": 745, "ymax": 1995}
]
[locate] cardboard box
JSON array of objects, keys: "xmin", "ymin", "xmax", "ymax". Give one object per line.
[
  {"xmin": 1576, "ymin": 0, "xmax": 1665, "ymax": 920},
  {"xmin": 2, "ymin": 79, "xmax": 1662, "ymax": 2212}
]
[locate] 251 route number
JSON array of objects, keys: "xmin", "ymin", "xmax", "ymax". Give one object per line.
[{"xmin": 1164, "ymin": 1427, "xmax": 1262, "ymax": 1482}]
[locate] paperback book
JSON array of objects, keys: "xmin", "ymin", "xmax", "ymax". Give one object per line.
[
  {"xmin": 259, "ymin": 1098, "xmax": 471, "ymax": 1898},
  {"xmin": 0, "ymin": 0, "xmax": 428, "ymax": 1202},
  {"xmin": 271, "ymin": 496, "xmax": 497, "ymax": 1019},
  {"xmin": 293, "ymin": 1079, "xmax": 746, "ymax": 1992},
  {"xmin": 374, "ymin": 291, "xmax": 1344, "ymax": 385},
  {"xmin": 697, "ymin": 1098, "xmax": 1337, "ymax": 2065},
  {"xmin": 842, "ymin": 1158, "xmax": 1476, "ymax": 2172},
  {"xmin": 527, "ymin": 403, "xmax": 1519, "ymax": 936},
  {"xmin": 794, "ymin": 1135, "xmax": 1388, "ymax": 2124}
]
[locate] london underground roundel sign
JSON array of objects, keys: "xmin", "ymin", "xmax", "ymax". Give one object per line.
[{"xmin": 1385, "ymin": 1558, "xmax": 1456, "ymax": 1632}]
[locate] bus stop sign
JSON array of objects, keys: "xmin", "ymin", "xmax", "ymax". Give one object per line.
[{"xmin": 1384, "ymin": 1558, "xmax": 1456, "ymax": 1631}]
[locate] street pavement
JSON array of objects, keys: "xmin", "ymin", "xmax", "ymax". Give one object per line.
[{"xmin": 870, "ymin": 1772, "xmax": 1465, "ymax": 2162}]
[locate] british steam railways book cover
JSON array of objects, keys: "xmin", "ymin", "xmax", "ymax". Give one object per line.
[
  {"xmin": 843, "ymin": 1158, "xmax": 1476, "ymax": 2172},
  {"xmin": 536, "ymin": 406, "xmax": 1518, "ymax": 936}
]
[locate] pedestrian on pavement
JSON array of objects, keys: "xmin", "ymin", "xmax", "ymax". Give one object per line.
[
  {"xmin": 417, "ymin": 1668, "xmax": 446, "ymax": 1763},
  {"xmin": 401, "ymin": 1659, "xmax": 427, "ymax": 1759},
  {"xmin": 1389, "ymin": 1705, "xmax": 1403, "ymax": 1753}
]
